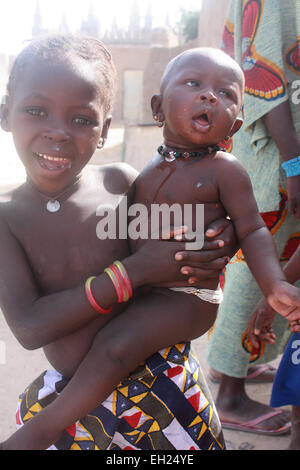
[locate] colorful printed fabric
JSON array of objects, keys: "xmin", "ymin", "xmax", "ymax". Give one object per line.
[
  {"xmin": 206, "ymin": 0, "xmax": 300, "ymax": 379},
  {"xmin": 16, "ymin": 343, "xmax": 225, "ymax": 450},
  {"xmin": 271, "ymin": 333, "xmax": 300, "ymax": 407},
  {"xmin": 221, "ymin": 0, "xmax": 300, "ymax": 212},
  {"xmin": 207, "ymin": 206, "xmax": 300, "ymax": 378}
]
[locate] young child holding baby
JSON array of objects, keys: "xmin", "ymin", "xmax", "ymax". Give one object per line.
[{"xmin": 2, "ymin": 37, "xmax": 300, "ymax": 451}]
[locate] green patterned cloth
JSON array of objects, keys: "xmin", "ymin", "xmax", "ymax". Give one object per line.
[
  {"xmin": 206, "ymin": 0, "xmax": 300, "ymax": 378},
  {"xmin": 222, "ymin": 0, "xmax": 300, "ymax": 211}
]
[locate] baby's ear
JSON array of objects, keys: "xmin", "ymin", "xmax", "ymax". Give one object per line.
[
  {"xmin": 0, "ymin": 95, "xmax": 11, "ymax": 132},
  {"xmin": 229, "ymin": 117, "xmax": 243, "ymax": 137},
  {"xmin": 151, "ymin": 94, "xmax": 164, "ymax": 122}
]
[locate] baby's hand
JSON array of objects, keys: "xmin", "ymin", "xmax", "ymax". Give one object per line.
[
  {"xmin": 268, "ymin": 282, "xmax": 300, "ymax": 322},
  {"xmin": 248, "ymin": 297, "xmax": 276, "ymax": 349}
]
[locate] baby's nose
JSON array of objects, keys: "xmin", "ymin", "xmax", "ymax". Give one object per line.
[{"xmin": 200, "ymin": 89, "xmax": 218, "ymax": 104}]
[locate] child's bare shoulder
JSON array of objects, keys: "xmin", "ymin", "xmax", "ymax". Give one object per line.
[
  {"xmin": 0, "ymin": 189, "xmax": 16, "ymax": 233},
  {"xmin": 91, "ymin": 162, "xmax": 138, "ymax": 194}
]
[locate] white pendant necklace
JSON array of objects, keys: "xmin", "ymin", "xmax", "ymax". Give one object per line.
[
  {"xmin": 46, "ymin": 199, "xmax": 61, "ymax": 213},
  {"xmin": 28, "ymin": 176, "xmax": 81, "ymax": 213}
]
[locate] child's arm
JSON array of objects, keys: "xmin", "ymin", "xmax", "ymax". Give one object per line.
[
  {"xmin": 218, "ymin": 153, "xmax": 300, "ymax": 315},
  {"xmin": 0, "ymin": 213, "xmax": 196, "ymax": 348},
  {"xmin": 0, "ymin": 210, "xmax": 232, "ymax": 350}
]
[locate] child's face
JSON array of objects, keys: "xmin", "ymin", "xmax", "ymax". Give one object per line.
[
  {"xmin": 4, "ymin": 57, "xmax": 110, "ymax": 192},
  {"xmin": 156, "ymin": 50, "xmax": 244, "ymax": 149}
]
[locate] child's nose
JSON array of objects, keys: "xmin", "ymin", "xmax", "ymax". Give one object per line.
[{"xmin": 43, "ymin": 126, "xmax": 71, "ymax": 143}]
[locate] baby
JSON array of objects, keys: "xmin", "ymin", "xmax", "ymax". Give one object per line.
[{"xmin": 2, "ymin": 43, "xmax": 300, "ymax": 451}]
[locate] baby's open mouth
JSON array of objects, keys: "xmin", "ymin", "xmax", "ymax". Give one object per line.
[
  {"xmin": 35, "ymin": 152, "xmax": 72, "ymax": 171},
  {"xmin": 195, "ymin": 113, "xmax": 210, "ymax": 125},
  {"xmin": 193, "ymin": 111, "xmax": 212, "ymax": 131}
]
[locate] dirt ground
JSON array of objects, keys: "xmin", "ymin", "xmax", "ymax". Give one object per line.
[{"xmin": 0, "ymin": 127, "xmax": 292, "ymax": 450}]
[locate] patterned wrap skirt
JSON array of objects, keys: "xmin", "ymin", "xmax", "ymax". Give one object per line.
[{"xmin": 16, "ymin": 342, "xmax": 225, "ymax": 450}]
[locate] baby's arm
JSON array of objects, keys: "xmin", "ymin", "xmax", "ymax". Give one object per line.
[
  {"xmin": 217, "ymin": 153, "xmax": 300, "ymax": 315},
  {"xmin": 249, "ymin": 244, "xmax": 300, "ymax": 348}
]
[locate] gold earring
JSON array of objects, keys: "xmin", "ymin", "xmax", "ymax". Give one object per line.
[
  {"xmin": 153, "ymin": 115, "xmax": 164, "ymax": 128},
  {"xmin": 97, "ymin": 137, "xmax": 106, "ymax": 149}
]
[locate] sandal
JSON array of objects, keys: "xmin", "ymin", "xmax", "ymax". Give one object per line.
[
  {"xmin": 209, "ymin": 364, "xmax": 277, "ymax": 384},
  {"xmin": 221, "ymin": 410, "xmax": 291, "ymax": 436}
]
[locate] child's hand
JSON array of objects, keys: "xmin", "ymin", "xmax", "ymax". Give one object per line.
[
  {"xmin": 131, "ymin": 225, "xmax": 229, "ymax": 287},
  {"xmin": 175, "ymin": 217, "xmax": 236, "ymax": 284},
  {"xmin": 248, "ymin": 297, "xmax": 277, "ymax": 349}
]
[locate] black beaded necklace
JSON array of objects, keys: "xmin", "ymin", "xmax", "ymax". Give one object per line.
[{"xmin": 157, "ymin": 144, "xmax": 221, "ymax": 162}]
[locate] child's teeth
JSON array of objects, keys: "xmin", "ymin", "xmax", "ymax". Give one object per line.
[{"xmin": 37, "ymin": 153, "xmax": 68, "ymax": 162}]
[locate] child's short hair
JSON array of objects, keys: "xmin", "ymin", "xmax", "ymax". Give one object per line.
[{"xmin": 7, "ymin": 34, "xmax": 117, "ymax": 116}]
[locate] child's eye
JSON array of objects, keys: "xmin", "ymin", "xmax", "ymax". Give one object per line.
[
  {"xmin": 26, "ymin": 108, "xmax": 47, "ymax": 117},
  {"xmin": 186, "ymin": 80, "xmax": 199, "ymax": 87},
  {"xmin": 73, "ymin": 116, "xmax": 93, "ymax": 126}
]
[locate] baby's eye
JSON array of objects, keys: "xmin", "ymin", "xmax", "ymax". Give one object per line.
[
  {"xmin": 219, "ymin": 89, "xmax": 232, "ymax": 98},
  {"xmin": 186, "ymin": 80, "xmax": 200, "ymax": 87},
  {"xmin": 73, "ymin": 116, "xmax": 93, "ymax": 126},
  {"xmin": 26, "ymin": 108, "xmax": 47, "ymax": 117}
]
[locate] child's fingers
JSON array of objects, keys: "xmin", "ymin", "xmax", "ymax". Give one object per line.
[
  {"xmin": 175, "ymin": 249, "xmax": 229, "ymax": 264},
  {"xmin": 205, "ymin": 218, "xmax": 230, "ymax": 238},
  {"xmin": 160, "ymin": 225, "xmax": 188, "ymax": 240},
  {"xmin": 180, "ymin": 257, "xmax": 228, "ymax": 274},
  {"xmin": 202, "ymin": 239, "xmax": 225, "ymax": 250},
  {"xmin": 182, "ymin": 268, "xmax": 223, "ymax": 282}
]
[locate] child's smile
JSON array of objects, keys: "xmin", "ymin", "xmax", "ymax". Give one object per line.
[
  {"xmin": 34, "ymin": 152, "xmax": 72, "ymax": 172},
  {"xmin": 6, "ymin": 57, "xmax": 107, "ymax": 194}
]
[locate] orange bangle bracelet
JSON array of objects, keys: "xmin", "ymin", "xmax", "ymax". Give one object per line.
[
  {"xmin": 104, "ymin": 267, "xmax": 124, "ymax": 302},
  {"xmin": 85, "ymin": 276, "xmax": 112, "ymax": 315},
  {"xmin": 113, "ymin": 261, "xmax": 133, "ymax": 298}
]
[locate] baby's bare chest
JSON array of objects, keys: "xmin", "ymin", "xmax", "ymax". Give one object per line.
[{"xmin": 135, "ymin": 160, "xmax": 222, "ymax": 221}]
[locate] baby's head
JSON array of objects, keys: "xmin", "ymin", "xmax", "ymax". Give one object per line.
[
  {"xmin": 0, "ymin": 34, "xmax": 117, "ymax": 192},
  {"xmin": 152, "ymin": 47, "xmax": 244, "ymax": 149}
]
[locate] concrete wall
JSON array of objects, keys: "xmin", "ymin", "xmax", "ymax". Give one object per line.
[
  {"xmin": 0, "ymin": 54, "xmax": 9, "ymax": 95},
  {"xmin": 198, "ymin": 0, "xmax": 230, "ymax": 48},
  {"xmin": 109, "ymin": 41, "xmax": 198, "ymax": 125},
  {"xmin": 0, "ymin": 1, "xmax": 230, "ymax": 127}
]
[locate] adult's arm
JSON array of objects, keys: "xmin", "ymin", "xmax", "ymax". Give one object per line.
[{"xmin": 263, "ymin": 101, "xmax": 300, "ymax": 219}]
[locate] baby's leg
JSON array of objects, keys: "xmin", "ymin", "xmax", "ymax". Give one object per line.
[{"xmin": 2, "ymin": 290, "xmax": 219, "ymax": 450}]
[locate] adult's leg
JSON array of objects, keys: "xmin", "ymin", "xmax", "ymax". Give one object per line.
[{"xmin": 289, "ymin": 406, "xmax": 300, "ymax": 450}]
